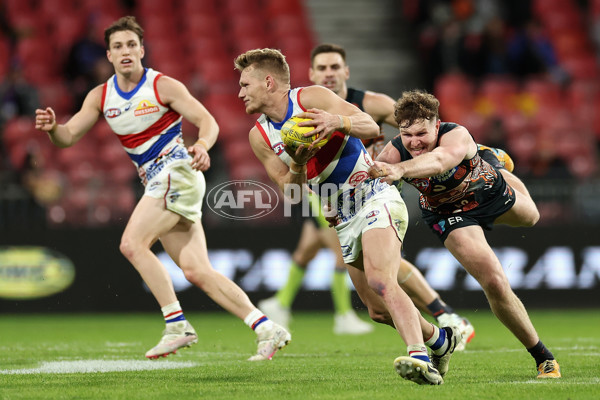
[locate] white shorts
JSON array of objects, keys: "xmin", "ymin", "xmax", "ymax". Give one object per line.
[
  {"xmin": 335, "ymin": 186, "xmax": 408, "ymax": 264},
  {"xmin": 144, "ymin": 160, "xmax": 206, "ymax": 222}
]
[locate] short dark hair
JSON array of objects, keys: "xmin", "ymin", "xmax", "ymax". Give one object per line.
[
  {"xmin": 310, "ymin": 43, "xmax": 346, "ymax": 66},
  {"xmin": 234, "ymin": 48, "xmax": 290, "ymax": 85},
  {"xmin": 394, "ymin": 90, "xmax": 440, "ymax": 128},
  {"xmin": 104, "ymin": 16, "xmax": 144, "ymax": 49}
]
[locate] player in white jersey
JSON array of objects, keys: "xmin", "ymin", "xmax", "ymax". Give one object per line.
[
  {"xmin": 235, "ymin": 48, "xmax": 460, "ymax": 385},
  {"xmin": 260, "ymin": 43, "xmax": 475, "ymax": 348},
  {"xmin": 34, "ymin": 16, "xmax": 290, "ymax": 361}
]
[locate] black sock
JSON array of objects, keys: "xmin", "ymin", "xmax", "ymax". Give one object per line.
[
  {"xmin": 427, "ymin": 298, "xmax": 454, "ymax": 319},
  {"xmin": 527, "ymin": 340, "xmax": 555, "ymax": 365}
]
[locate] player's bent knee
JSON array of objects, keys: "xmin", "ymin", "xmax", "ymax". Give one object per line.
[
  {"xmin": 182, "ymin": 267, "xmax": 212, "ymax": 288},
  {"xmin": 480, "ymin": 273, "xmax": 512, "ymax": 299},
  {"xmin": 119, "ymin": 237, "xmax": 137, "ymax": 261}
]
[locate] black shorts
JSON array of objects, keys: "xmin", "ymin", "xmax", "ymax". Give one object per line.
[{"xmin": 421, "ymin": 175, "xmax": 516, "ymax": 243}]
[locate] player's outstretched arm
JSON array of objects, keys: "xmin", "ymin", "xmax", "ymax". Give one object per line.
[{"xmin": 34, "ymin": 85, "xmax": 103, "ymax": 148}]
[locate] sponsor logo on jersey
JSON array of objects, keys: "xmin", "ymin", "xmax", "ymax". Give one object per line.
[
  {"xmin": 433, "ymin": 220, "xmax": 446, "ymax": 235},
  {"xmin": 134, "ymin": 100, "xmax": 160, "ymax": 116},
  {"xmin": 104, "ymin": 108, "xmax": 121, "ymax": 118}
]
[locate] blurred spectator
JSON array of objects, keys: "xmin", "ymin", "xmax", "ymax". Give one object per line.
[
  {"xmin": 0, "ymin": 60, "xmax": 40, "ymax": 127},
  {"xmin": 17, "ymin": 147, "xmax": 64, "ymax": 228},
  {"xmin": 64, "ymin": 18, "xmax": 110, "ymax": 110},
  {"xmin": 476, "ymin": 16, "xmax": 511, "ymax": 76},
  {"xmin": 526, "ymin": 144, "xmax": 573, "ymax": 180},
  {"xmin": 506, "ymin": 19, "xmax": 567, "ymax": 82}
]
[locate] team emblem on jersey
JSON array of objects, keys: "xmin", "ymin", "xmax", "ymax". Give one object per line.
[
  {"xmin": 412, "ymin": 178, "xmax": 430, "ymax": 191},
  {"xmin": 104, "ymin": 108, "xmax": 121, "ymax": 118},
  {"xmin": 366, "ymin": 210, "xmax": 379, "ymax": 219},
  {"xmin": 348, "ymin": 171, "xmax": 369, "ymax": 187},
  {"xmin": 273, "ymin": 142, "xmax": 284, "ymax": 155},
  {"xmin": 453, "ymin": 165, "xmax": 467, "ymax": 180},
  {"xmin": 134, "ymin": 100, "xmax": 160, "ymax": 116}
]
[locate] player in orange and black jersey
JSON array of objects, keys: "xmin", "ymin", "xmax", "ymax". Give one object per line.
[{"xmin": 371, "ymin": 90, "xmax": 561, "ymax": 379}]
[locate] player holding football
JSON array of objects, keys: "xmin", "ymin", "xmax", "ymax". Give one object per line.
[
  {"xmin": 34, "ymin": 16, "xmax": 290, "ymax": 361},
  {"xmin": 369, "ymin": 89, "xmax": 561, "ymax": 379},
  {"xmin": 236, "ymin": 48, "xmax": 460, "ymax": 385},
  {"xmin": 260, "ymin": 43, "xmax": 475, "ymax": 348}
]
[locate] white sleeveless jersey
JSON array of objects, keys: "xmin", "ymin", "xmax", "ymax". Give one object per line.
[
  {"xmin": 255, "ymin": 88, "xmax": 391, "ymax": 222},
  {"xmin": 101, "ymin": 68, "xmax": 189, "ymax": 183}
]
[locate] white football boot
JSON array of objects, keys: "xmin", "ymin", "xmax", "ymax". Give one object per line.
[
  {"xmin": 333, "ymin": 310, "xmax": 374, "ymax": 335},
  {"xmin": 436, "ymin": 313, "xmax": 475, "ymax": 351},
  {"xmin": 248, "ymin": 322, "xmax": 292, "ymax": 361},
  {"xmin": 145, "ymin": 320, "xmax": 198, "ymax": 359}
]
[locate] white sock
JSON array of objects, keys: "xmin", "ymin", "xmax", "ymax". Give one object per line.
[
  {"xmin": 161, "ymin": 301, "xmax": 186, "ymax": 324},
  {"xmin": 425, "ymin": 324, "xmax": 449, "ymax": 355},
  {"xmin": 244, "ymin": 309, "xmax": 273, "ymax": 334}
]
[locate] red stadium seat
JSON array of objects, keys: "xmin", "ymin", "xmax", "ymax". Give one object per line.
[
  {"xmin": 477, "ymin": 75, "xmax": 519, "ymax": 118},
  {"xmin": 182, "ymin": 12, "xmax": 224, "ymax": 42},
  {"xmin": 562, "ymin": 55, "xmax": 599, "ymax": 80},
  {"xmin": 227, "ymin": 14, "xmax": 269, "ymax": 43},
  {"xmin": 180, "ymin": 0, "xmax": 219, "ymax": 15}
]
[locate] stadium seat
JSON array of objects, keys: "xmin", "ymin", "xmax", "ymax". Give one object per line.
[
  {"xmin": 38, "ymin": 82, "xmax": 74, "ymax": 116},
  {"xmin": 264, "ymin": 0, "xmax": 306, "ymax": 17},
  {"xmin": 522, "ymin": 77, "xmax": 563, "ymax": 111},
  {"xmin": 182, "ymin": 12, "xmax": 224, "ymax": 42},
  {"xmin": 434, "ymin": 73, "xmax": 475, "ymax": 107},
  {"xmin": 220, "ymin": 0, "xmax": 260, "ymax": 16},
  {"xmin": 562, "ymin": 55, "xmax": 599, "ymax": 80},
  {"xmin": 0, "ymin": 36, "xmax": 10, "ymax": 78},
  {"xmin": 552, "ymin": 31, "xmax": 591, "ymax": 62},
  {"xmin": 568, "ymin": 153, "xmax": 598, "ymax": 179},
  {"xmin": 455, "ymin": 112, "xmax": 490, "ymax": 143},
  {"xmin": 180, "ymin": 0, "xmax": 219, "ymax": 15},
  {"xmin": 477, "ymin": 75, "xmax": 519, "ymax": 117},
  {"xmin": 227, "ymin": 14, "xmax": 269, "ymax": 43}
]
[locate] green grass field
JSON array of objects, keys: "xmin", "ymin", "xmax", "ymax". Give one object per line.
[{"xmin": 1, "ymin": 310, "xmax": 598, "ymax": 400}]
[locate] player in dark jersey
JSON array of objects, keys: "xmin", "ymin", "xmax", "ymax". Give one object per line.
[{"xmin": 370, "ymin": 89, "xmax": 561, "ymax": 379}]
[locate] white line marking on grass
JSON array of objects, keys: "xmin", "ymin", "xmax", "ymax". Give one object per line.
[{"xmin": 0, "ymin": 360, "xmax": 197, "ymax": 375}]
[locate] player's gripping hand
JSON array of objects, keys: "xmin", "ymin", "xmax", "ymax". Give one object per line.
[
  {"xmin": 368, "ymin": 161, "xmax": 402, "ymax": 185},
  {"xmin": 35, "ymin": 107, "xmax": 57, "ymax": 133}
]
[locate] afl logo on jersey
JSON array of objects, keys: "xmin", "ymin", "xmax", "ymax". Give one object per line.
[
  {"xmin": 104, "ymin": 108, "xmax": 121, "ymax": 118},
  {"xmin": 273, "ymin": 142, "xmax": 285, "ymax": 155},
  {"xmin": 134, "ymin": 100, "xmax": 160, "ymax": 116}
]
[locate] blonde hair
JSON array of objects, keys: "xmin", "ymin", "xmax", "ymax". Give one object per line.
[{"xmin": 234, "ymin": 48, "xmax": 290, "ymax": 85}]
